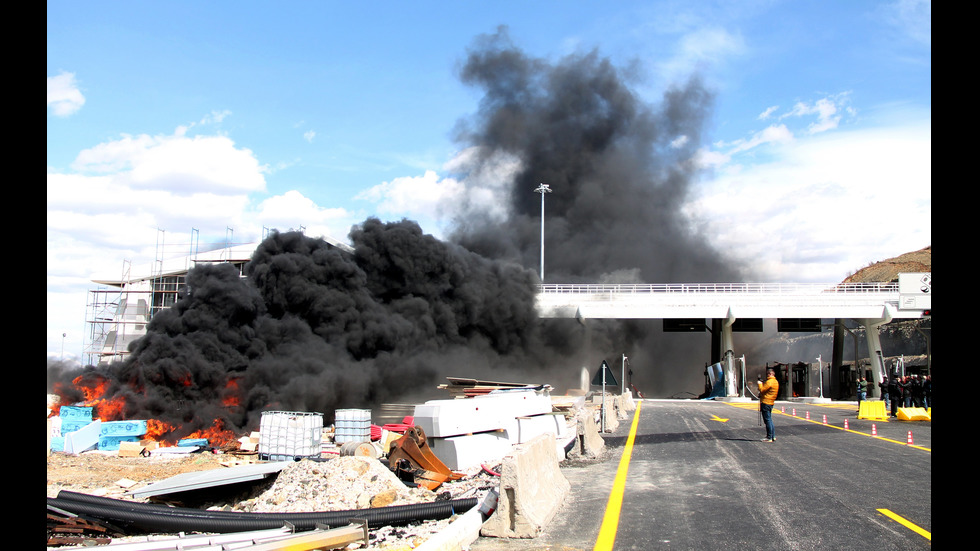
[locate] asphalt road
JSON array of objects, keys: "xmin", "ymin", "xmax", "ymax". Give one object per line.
[{"xmin": 470, "ymin": 399, "xmax": 931, "ymax": 551}]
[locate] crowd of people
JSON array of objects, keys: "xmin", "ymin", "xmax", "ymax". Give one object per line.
[{"xmin": 877, "ymin": 373, "xmax": 931, "ymax": 417}]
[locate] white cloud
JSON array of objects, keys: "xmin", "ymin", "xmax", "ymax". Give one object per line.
[
  {"xmin": 686, "ymin": 118, "xmax": 930, "ymax": 283},
  {"xmin": 76, "ymin": 134, "xmax": 268, "ymax": 195},
  {"xmin": 883, "ymin": 0, "xmax": 931, "ymax": 47},
  {"xmin": 45, "ymin": 122, "xmax": 364, "ymax": 358},
  {"xmin": 303, "ymin": 130, "xmax": 316, "ymax": 143},
  {"xmin": 780, "ymin": 93, "xmax": 853, "ymax": 135},
  {"xmin": 256, "ymin": 190, "xmax": 353, "ymax": 239},
  {"xmin": 758, "ymin": 105, "xmax": 779, "ymax": 120},
  {"xmin": 652, "ymin": 26, "xmax": 747, "ymax": 86},
  {"xmin": 47, "ymin": 127, "xmax": 272, "ymax": 285},
  {"xmin": 47, "ymin": 71, "xmax": 85, "ymax": 116},
  {"xmin": 678, "ymin": 26, "xmax": 746, "ymax": 63}
]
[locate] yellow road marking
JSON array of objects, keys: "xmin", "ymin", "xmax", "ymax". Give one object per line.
[
  {"xmin": 721, "ymin": 402, "xmax": 931, "ymax": 452},
  {"xmin": 877, "ymin": 509, "xmax": 931, "ymax": 541},
  {"xmin": 593, "ymin": 401, "xmax": 642, "ymax": 551}
]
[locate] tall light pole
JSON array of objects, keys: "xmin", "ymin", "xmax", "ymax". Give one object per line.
[{"xmin": 534, "ymin": 183, "xmax": 552, "ymax": 281}]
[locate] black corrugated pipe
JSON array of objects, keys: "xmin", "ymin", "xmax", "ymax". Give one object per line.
[
  {"xmin": 49, "ymin": 491, "xmax": 478, "ymax": 535},
  {"xmin": 55, "ymin": 490, "xmax": 477, "ymax": 524}
]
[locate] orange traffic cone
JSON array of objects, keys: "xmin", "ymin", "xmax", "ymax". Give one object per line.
[
  {"xmin": 792, "ymin": 408, "xmax": 797, "ymax": 416},
  {"xmin": 844, "ymin": 418, "xmax": 849, "ymax": 430},
  {"xmin": 805, "ymin": 411, "xmax": 810, "ymax": 420},
  {"xmin": 871, "ymin": 423, "xmax": 877, "ymax": 436},
  {"xmin": 822, "ymin": 414, "xmax": 827, "ymax": 425},
  {"xmin": 907, "ymin": 431, "xmax": 913, "ymax": 445}
]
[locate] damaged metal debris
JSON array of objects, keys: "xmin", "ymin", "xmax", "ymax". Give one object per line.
[{"xmin": 47, "ymin": 377, "xmax": 632, "ymax": 548}]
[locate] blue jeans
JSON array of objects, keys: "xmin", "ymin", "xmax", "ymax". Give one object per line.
[{"xmin": 761, "ymin": 403, "xmax": 774, "ymax": 440}]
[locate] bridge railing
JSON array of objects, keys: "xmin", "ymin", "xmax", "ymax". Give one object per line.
[{"xmin": 537, "ymin": 282, "xmax": 900, "ymax": 295}]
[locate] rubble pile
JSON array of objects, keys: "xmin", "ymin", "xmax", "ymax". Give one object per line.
[
  {"xmin": 225, "ymin": 456, "xmax": 479, "ymax": 514},
  {"xmin": 48, "ymin": 377, "xmax": 628, "ymax": 548}
]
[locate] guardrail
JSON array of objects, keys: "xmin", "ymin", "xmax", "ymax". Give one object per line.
[{"xmin": 537, "ymin": 282, "xmax": 900, "ymax": 295}]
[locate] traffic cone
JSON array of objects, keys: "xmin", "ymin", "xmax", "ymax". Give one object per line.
[
  {"xmin": 792, "ymin": 408, "xmax": 797, "ymax": 416},
  {"xmin": 844, "ymin": 418, "xmax": 849, "ymax": 430},
  {"xmin": 822, "ymin": 414, "xmax": 827, "ymax": 425},
  {"xmin": 781, "ymin": 406, "xmax": 785, "ymax": 413},
  {"xmin": 805, "ymin": 411, "xmax": 810, "ymax": 420},
  {"xmin": 871, "ymin": 423, "xmax": 877, "ymax": 436},
  {"xmin": 907, "ymin": 431, "xmax": 913, "ymax": 445}
]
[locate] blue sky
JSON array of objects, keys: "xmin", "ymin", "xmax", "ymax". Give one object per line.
[{"xmin": 47, "ymin": 0, "xmax": 931, "ymax": 361}]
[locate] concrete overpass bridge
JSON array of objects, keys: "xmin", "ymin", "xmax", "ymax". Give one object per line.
[{"xmin": 535, "ymin": 275, "xmax": 931, "ymax": 399}]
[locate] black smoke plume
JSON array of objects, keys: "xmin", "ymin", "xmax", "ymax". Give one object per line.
[
  {"xmin": 446, "ymin": 27, "xmax": 751, "ymax": 397},
  {"xmin": 48, "ymin": 27, "xmax": 752, "ymax": 439},
  {"xmin": 49, "ymin": 221, "xmax": 560, "ymax": 441}
]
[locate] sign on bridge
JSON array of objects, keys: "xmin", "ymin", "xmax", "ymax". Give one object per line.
[{"xmin": 898, "ymin": 272, "xmax": 931, "ymax": 310}]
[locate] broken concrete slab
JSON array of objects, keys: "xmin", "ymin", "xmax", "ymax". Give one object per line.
[{"xmin": 128, "ymin": 460, "xmax": 293, "ymax": 499}]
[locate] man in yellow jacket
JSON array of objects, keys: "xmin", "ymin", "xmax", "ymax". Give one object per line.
[{"xmin": 758, "ymin": 368, "xmax": 779, "ymax": 442}]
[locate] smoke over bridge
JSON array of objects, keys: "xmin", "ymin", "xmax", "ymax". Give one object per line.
[{"xmin": 48, "ymin": 27, "xmax": 749, "ymax": 442}]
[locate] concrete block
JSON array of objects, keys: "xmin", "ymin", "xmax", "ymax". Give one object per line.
[
  {"xmin": 414, "ymin": 390, "xmax": 553, "ymax": 437},
  {"xmin": 414, "ymin": 500, "xmax": 485, "ymax": 551},
  {"xmin": 576, "ymin": 407, "xmax": 605, "ymax": 457},
  {"xmin": 505, "ymin": 414, "xmax": 564, "ymax": 445},
  {"xmin": 593, "ymin": 396, "xmax": 619, "ymax": 432},
  {"xmin": 480, "ymin": 433, "xmax": 570, "ymax": 538},
  {"xmin": 428, "ymin": 431, "xmax": 513, "ymax": 471},
  {"xmin": 618, "ymin": 392, "xmax": 636, "ymax": 413}
]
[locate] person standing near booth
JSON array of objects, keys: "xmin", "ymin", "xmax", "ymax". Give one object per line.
[{"xmin": 758, "ymin": 368, "xmax": 779, "ymax": 442}]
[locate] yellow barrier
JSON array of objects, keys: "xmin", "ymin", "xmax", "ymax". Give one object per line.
[
  {"xmin": 857, "ymin": 400, "xmax": 889, "ymax": 420},
  {"xmin": 897, "ymin": 407, "xmax": 931, "ymax": 421}
]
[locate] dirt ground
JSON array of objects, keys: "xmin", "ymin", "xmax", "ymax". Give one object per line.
[{"xmin": 47, "ymin": 449, "xmax": 232, "ymax": 498}]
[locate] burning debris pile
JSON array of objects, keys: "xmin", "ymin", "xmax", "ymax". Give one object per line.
[{"xmin": 49, "ymin": 221, "xmax": 552, "ymax": 444}]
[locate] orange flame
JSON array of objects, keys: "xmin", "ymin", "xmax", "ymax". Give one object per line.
[
  {"xmin": 222, "ymin": 378, "xmax": 241, "ymax": 408},
  {"xmin": 185, "ymin": 418, "xmax": 237, "ymax": 447},
  {"xmin": 72, "ymin": 373, "xmax": 109, "ymax": 403},
  {"xmin": 144, "ymin": 419, "xmax": 175, "ymax": 441},
  {"xmin": 66, "ymin": 373, "xmax": 129, "ymax": 421},
  {"xmin": 54, "ymin": 372, "xmax": 242, "ymax": 449}
]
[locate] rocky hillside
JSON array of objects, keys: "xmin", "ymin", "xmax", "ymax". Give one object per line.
[{"xmin": 843, "ymin": 246, "xmax": 931, "ymax": 283}]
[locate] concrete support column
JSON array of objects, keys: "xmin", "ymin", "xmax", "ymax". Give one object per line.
[
  {"xmin": 856, "ymin": 305, "xmax": 894, "ymax": 399},
  {"xmin": 722, "ymin": 311, "xmax": 737, "ymax": 397}
]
